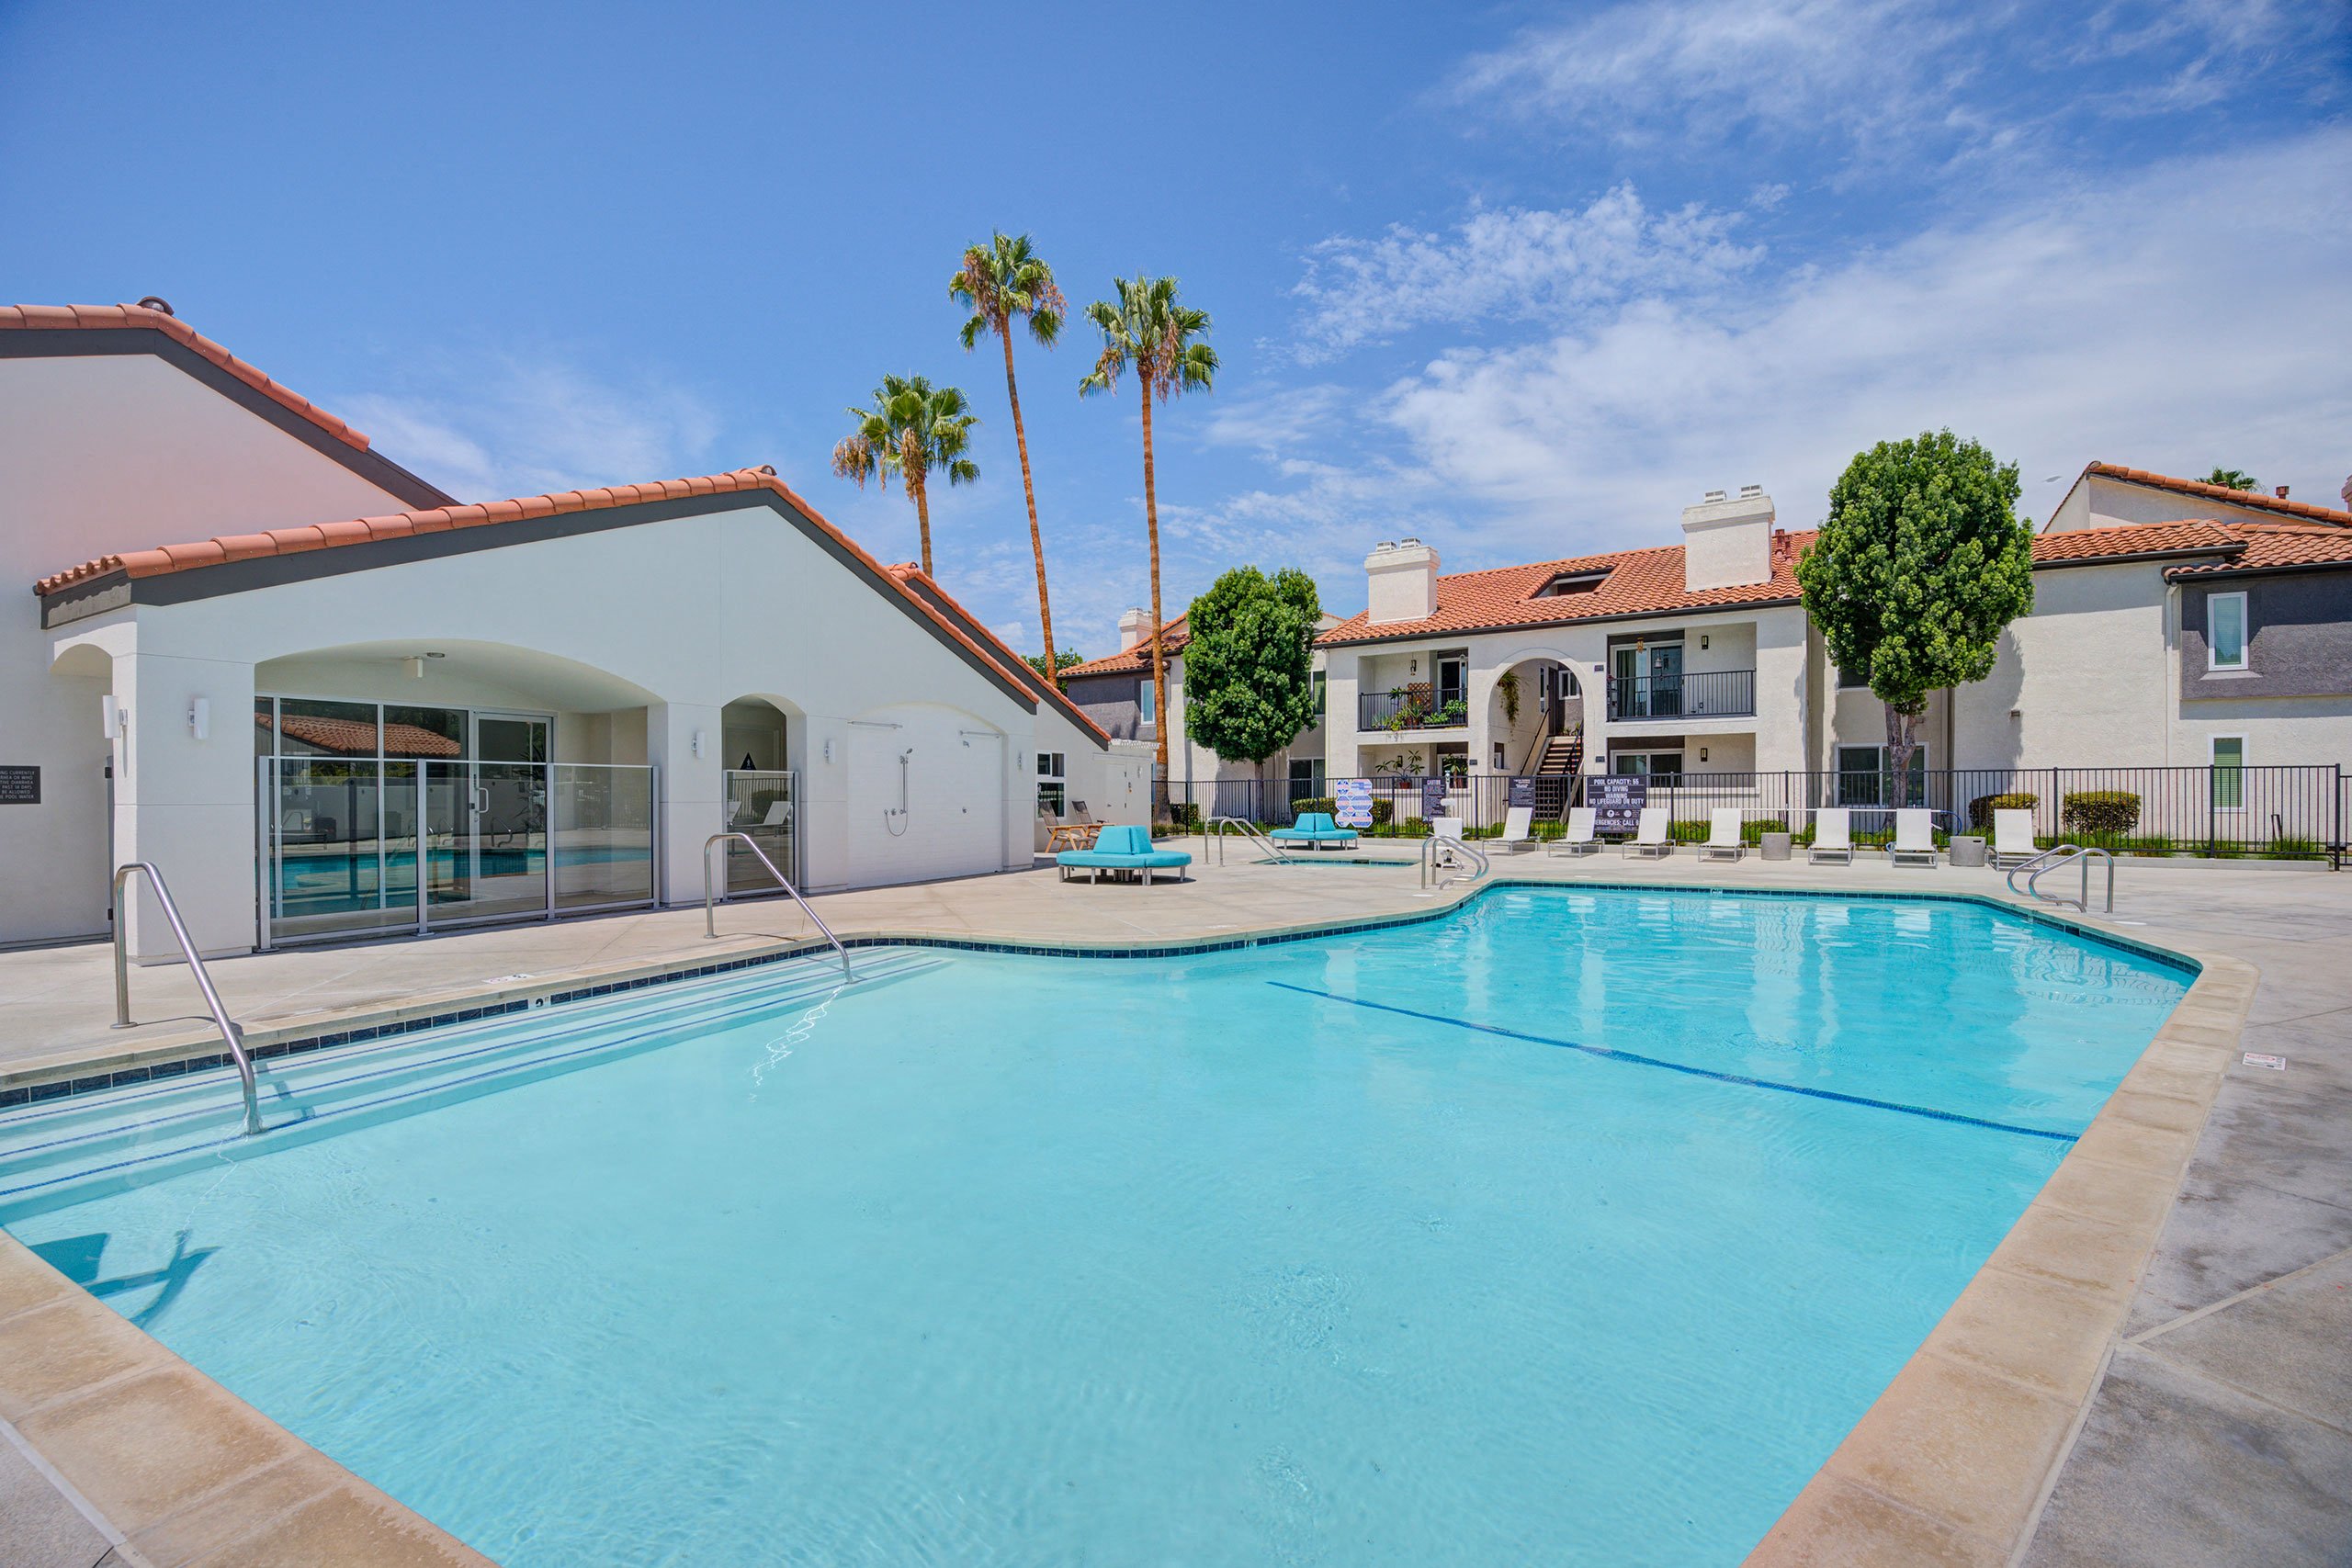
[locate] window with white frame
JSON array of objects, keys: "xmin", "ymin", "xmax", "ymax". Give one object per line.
[
  {"xmin": 2210, "ymin": 735, "xmax": 2245, "ymax": 809},
  {"xmin": 1036, "ymin": 751, "xmax": 1067, "ymax": 816},
  {"xmin": 2208, "ymin": 591, "xmax": 2249, "ymax": 671},
  {"xmin": 1138, "ymin": 679, "xmax": 1156, "ymax": 730},
  {"xmin": 1834, "ymin": 743, "xmax": 1928, "ymax": 806}
]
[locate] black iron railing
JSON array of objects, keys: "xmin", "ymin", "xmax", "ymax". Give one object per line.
[
  {"xmin": 1607, "ymin": 668, "xmax": 1755, "ymax": 721},
  {"xmin": 1358, "ymin": 690, "xmax": 1470, "ymax": 731}
]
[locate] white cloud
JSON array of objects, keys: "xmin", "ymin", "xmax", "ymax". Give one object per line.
[
  {"xmin": 1228, "ymin": 130, "xmax": 2352, "ymax": 588},
  {"xmin": 339, "ymin": 358, "xmax": 723, "ymax": 501},
  {"xmin": 1449, "ymin": 0, "xmax": 2337, "ymax": 158},
  {"xmin": 1286, "ymin": 186, "xmax": 1761, "ymax": 362}
]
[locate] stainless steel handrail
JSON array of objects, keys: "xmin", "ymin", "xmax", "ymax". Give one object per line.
[
  {"xmin": 704, "ymin": 833, "xmax": 852, "ymax": 976},
  {"xmin": 2007, "ymin": 842, "xmax": 2116, "ymax": 913},
  {"xmin": 112, "ymin": 863, "xmax": 262, "ymax": 1136},
  {"xmin": 1420, "ymin": 831, "xmax": 1492, "ymax": 889},
  {"xmin": 1206, "ymin": 816, "xmax": 1291, "ymax": 865}
]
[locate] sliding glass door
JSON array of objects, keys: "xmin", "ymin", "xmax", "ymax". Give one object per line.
[{"xmin": 424, "ymin": 713, "xmax": 550, "ymax": 926}]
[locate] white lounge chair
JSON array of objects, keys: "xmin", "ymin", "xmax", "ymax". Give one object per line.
[
  {"xmin": 1810, "ymin": 807, "xmax": 1852, "ymax": 865},
  {"xmin": 1698, "ymin": 807, "xmax": 1746, "ymax": 863},
  {"xmin": 1548, "ymin": 807, "xmax": 1601, "ymax": 857},
  {"xmin": 1990, "ymin": 808, "xmax": 2039, "ymax": 869},
  {"xmin": 1621, "ymin": 807, "xmax": 1671, "ymax": 860},
  {"xmin": 1495, "ymin": 806, "xmax": 1537, "ymax": 853},
  {"xmin": 1890, "ymin": 808, "xmax": 1939, "ymax": 868}
]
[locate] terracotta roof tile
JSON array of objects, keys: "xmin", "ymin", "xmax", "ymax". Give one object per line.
[
  {"xmin": 882, "ymin": 564, "xmax": 1116, "ymax": 748},
  {"xmin": 1319, "ymin": 537, "xmax": 1814, "ymax": 647},
  {"xmin": 30, "ymin": 468, "xmax": 1040, "ymax": 712},
  {"xmin": 2086, "ymin": 463, "xmax": 2352, "ymax": 527},
  {"xmin": 2164, "ymin": 523, "xmax": 2352, "ymax": 578},
  {"xmin": 2029, "ymin": 520, "xmax": 2245, "ymax": 563},
  {"xmin": 1057, "ymin": 615, "xmax": 1191, "ymax": 677},
  {"xmin": 0, "ymin": 302, "xmax": 371, "ymax": 450}
]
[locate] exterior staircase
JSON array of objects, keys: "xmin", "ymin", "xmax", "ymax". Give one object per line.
[{"xmin": 1531, "ymin": 729, "xmax": 1584, "ymax": 819}]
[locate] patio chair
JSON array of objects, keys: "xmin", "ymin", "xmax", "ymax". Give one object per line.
[
  {"xmin": 1620, "ymin": 807, "xmax": 1672, "ymax": 860},
  {"xmin": 1810, "ymin": 807, "xmax": 1852, "ymax": 866},
  {"xmin": 1547, "ymin": 807, "xmax": 1600, "ymax": 857},
  {"xmin": 1057, "ymin": 824, "xmax": 1193, "ymax": 886},
  {"xmin": 1494, "ymin": 806, "xmax": 1537, "ymax": 853},
  {"xmin": 1698, "ymin": 807, "xmax": 1746, "ymax": 863},
  {"xmin": 1890, "ymin": 808, "xmax": 1939, "ymax": 869},
  {"xmin": 1269, "ymin": 812, "xmax": 1358, "ymax": 852},
  {"xmin": 1990, "ymin": 808, "xmax": 2038, "ymax": 869}
]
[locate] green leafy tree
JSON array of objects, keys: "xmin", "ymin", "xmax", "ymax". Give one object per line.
[
  {"xmin": 1079, "ymin": 276, "xmax": 1217, "ymax": 769},
  {"xmin": 1025, "ymin": 648, "xmax": 1082, "ymax": 682},
  {"xmin": 1796, "ymin": 431, "xmax": 2035, "ymax": 806},
  {"xmin": 830, "ymin": 374, "xmax": 978, "ymax": 578},
  {"xmin": 2203, "ymin": 468, "xmax": 2258, "ymax": 491},
  {"xmin": 952, "ymin": 233, "xmax": 1066, "ymax": 677},
  {"xmin": 1183, "ymin": 567, "xmax": 1323, "ymax": 803}
]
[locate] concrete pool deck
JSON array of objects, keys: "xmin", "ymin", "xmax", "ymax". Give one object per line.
[{"xmin": 0, "ymin": 848, "xmax": 2346, "ymax": 1564}]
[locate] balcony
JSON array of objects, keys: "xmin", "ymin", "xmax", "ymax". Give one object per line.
[
  {"xmin": 1359, "ymin": 689, "xmax": 1469, "ymax": 732},
  {"xmin": 1608, "ymin": 669, "xmax": 1755, "ymax": 722}
]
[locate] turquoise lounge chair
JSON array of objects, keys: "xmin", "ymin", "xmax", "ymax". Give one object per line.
[
  {"xmin": 1057, "ymin": 824, "xmax": 1193, "ymax": 885},
  {"xmin": 1269, "ymin": 812, "xmax": 1358, "ymax": 851}
]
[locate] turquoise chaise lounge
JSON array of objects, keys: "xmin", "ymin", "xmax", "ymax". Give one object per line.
[
  {"xmin": 1057, "ymin": 824, "xmax": 1193, "ymax": 885},
  {"xmin": 1268, "ymin": 812, "xmax": 1358, "ymax": 852}
]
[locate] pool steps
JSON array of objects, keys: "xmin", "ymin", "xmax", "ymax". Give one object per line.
[{"xmin": 0, "ymin": 946, "xmax": 945, "ymax": 1213}]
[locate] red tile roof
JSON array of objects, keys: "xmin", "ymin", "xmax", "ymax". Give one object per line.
[
  {"xmin": 2085, "ymin": 463, "xmax": 2352, "ymax": 528},
  {"xmin": 1056, "ymin": 615, "xmax": 1190, "ymax": 677},
  {"xmin": 35, "ymin": 467, "xmax": 1041, "ymax": 713},
  {"xmin": 1319, "ymin": 536, "xmax": 1813, "ymax": 647},
  {"xmin": 2028, "ymin": 520, "xmax": 2246, "ymax": 564},
  {"xmin": 883, "ymin": 564, "xmax": 1115, "ymax": 748},
  {"xmin": 2163, "ymin": 523, "xmax": 2352, "ymax": 579},
  {"xmin": 1, "ymin": 302, "xmax": 371, "ymax": 451}
]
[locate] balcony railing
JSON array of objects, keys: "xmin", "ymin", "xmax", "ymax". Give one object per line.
[
  {"xmin": 1359, "ymin": 690, "xmax": 1470, "ymax": 731},
  {"xmin": 1608, "ymin": 668, "xmax": 1755, "ymax": 722}
]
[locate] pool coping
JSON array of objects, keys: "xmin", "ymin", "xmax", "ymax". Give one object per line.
[{"xmin": 0, "ymin": 873, "xmax": 2249, "ymax": 1566}]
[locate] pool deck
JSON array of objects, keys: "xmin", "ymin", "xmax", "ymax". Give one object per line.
[{"xmin": 1, "ymin": 847, "xmax": 2346, "ymax": 1565}]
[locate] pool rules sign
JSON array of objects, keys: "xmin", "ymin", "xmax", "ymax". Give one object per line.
[
  {"xmin": 1589, "ymin": 774, "xmax": 1645, "ymax": 835},
  {"xmin": 0, "ymin": 766, "xmax": 37, "ymax": 805}
]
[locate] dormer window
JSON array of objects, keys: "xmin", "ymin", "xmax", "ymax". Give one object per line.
[{"xmin": 1537, "ymin": 570, "xmax": 1611, "ymax": 597}]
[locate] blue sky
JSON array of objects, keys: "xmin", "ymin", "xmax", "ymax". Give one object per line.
[{"xmin": 5, "ymin": 0, "xmax": 2347, "ymax": 658}]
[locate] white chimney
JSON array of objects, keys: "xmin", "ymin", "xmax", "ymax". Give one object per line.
[
  {"xmin": 1117, "ymin": 607, "xmax": 1152, "ymax": 651},
  {"xmin": 1365, "ymin": 537, "xmax": 1440, "ymax": 624},
  {"xmin": 1682, "ymin": 485, "xmax": 1775, "ymax": 592}
]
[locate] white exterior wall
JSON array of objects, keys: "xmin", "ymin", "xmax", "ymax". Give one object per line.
[
  {"xmin": 1951, "ymin": 562, "xmax": 2173, "ymax": 768},
  {"xmin": 0, "ymin": 355, "xmax": 418, "ymax": 946},
  {"xmin": 52, "ymin": 505, "xmax": 1041, "ymax": 958},
  {"xmin": 2048, "ymin": 472, "xmax": 2324, "ymax": 535}
]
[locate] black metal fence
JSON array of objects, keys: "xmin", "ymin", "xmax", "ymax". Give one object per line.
[{"xmin": 1156, "ymin": 765, "xmax": 2346, "ymax": 859}]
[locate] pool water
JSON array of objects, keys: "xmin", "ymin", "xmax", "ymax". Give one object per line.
[{"xmin": 0, "ymin": 887, "xmax": 2188, "ymax": 1565}]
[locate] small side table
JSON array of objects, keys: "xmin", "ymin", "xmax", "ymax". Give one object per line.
[
  {"xmin": 1949, "ymin": 835, "xmax": 1987, "ymax": 868},
  {"xmin": 1758, "ymin": 831, "xmax": 1792, "ymax": 862}
]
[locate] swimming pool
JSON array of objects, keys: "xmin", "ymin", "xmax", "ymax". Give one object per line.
[{"xmin": 0, "ymin": 886, "xmax": 2188, "ymax": 1565}]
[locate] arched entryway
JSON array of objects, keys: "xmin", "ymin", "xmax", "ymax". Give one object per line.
[{"xmin": 1489, "ymin": 656, "xmax": 1585, "ymax": 818}]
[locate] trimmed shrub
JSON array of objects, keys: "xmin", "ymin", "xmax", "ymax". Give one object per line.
[
  {"xmin": 1370, "ymin": 798, "xmax": 1395, "ymax": 827},
  {"xmin": 2062, "ymin": 791, "xmax": 2143, "ymax": 838},
  {"xmin": 1967, "ymin": 792, "xmax": 2038, "ymax": 830},
  {"xmin": 1289, "ymin": 796, "xmax": 1337, "ymax": 818},
  {"xmin": 1166, "ymin": 801, "xmax": 1203, "ymax": 832}
]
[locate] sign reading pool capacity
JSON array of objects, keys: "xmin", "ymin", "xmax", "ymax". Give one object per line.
[
  {"xmin": 1334, "ymin": 778, "xmax": 1373, "ymax": 829},
  {"xmin": 1589, "ymin": 774, "xmax": 1646, "ymax": 835}
]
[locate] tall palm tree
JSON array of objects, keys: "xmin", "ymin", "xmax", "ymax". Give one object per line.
[
  {"xmin": 831, "ymin": 374, "xmax": 979, "ymax": 577},
  {"xmin": 1079, "ymin": 276, "xmax": 1216, "ymax": 769},
  {"xmin": 952, "ymin": 233, "xmax": 1066, "ymax": 681},
  {"xmin": 2204, "ymin": 468, "xmax": 2258, "ymax": 491}
]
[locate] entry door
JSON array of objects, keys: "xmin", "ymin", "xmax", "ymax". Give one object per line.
[
  {"xmin": 1647, "ymin": 645, "xmax": 1684, "ymax": 717},
  {"xmin": 425, "ymin": 713, "xmax": 550, "ymax": 926}
]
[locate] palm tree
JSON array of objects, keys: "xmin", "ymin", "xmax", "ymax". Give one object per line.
[
  {"xmin": 1079, "ymin": 276, "xmax": 1216, "ymax": 770},
  {"xmin": 2204, "ymin": 468, "xmax": 2258, "ymax": 491},
  {"xmin": 952, "ymin": 233, "xmax": 1066, "ymax": 680},
  {"xmin": 831, "ymin": 374, "xmax": 979, "ymax": 577}
]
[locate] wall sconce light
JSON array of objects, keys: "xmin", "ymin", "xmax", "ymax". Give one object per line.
[
  {"xmin": 187, "ymin": 697, "xmax": 210, "ymax": 740},
  {"xmin": 100, "ymin": 698, "xmax": 126, "ymax": 740},
  {"xmin": 822, "ymin": 738, "xmax": 835, "ymax": 763},
  {"xmin": 1700, "ymin": 634, "xmax": 1710, "ymax": 650},
  {"xmin": 403, "ymin": 651, "xmax": 445, "ymax": 680},
  {"xmin": 1699, "ymin": 746, "xmax": 1709, "ymax": 762},
  {"xmin": 691, "ymin": 729, "xmax": 706, "ymax": 760},
  {"xmin": 1408, "ymin": 658, "xmax": 1418, "ymax": 675}
]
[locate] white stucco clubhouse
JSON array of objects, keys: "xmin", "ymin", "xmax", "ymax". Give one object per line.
[{"xmin": 2, "ymin": 303, "xmax": 1148, "ymax": 960}]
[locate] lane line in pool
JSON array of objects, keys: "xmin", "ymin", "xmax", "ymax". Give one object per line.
[{"xmin": 1265, "ymin": 981, "xmax": 2080, "ymax": 1144}]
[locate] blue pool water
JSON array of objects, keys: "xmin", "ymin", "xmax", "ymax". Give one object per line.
[{"xmin": 0, "ymin": 887, "xmax": 2188, "ymax": 1565}]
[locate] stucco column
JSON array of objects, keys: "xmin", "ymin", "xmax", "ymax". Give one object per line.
[
  {"xmin": 111, "ymin": 650, "xmax": 258, "ymax": 962},
  {"xmin": 645, "ymin": 701, "xmax": 723, "ymax": 907}
]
